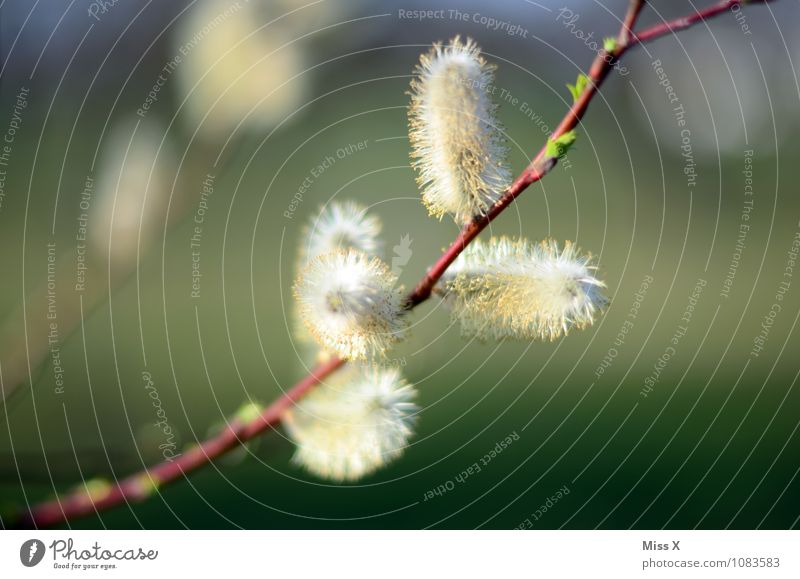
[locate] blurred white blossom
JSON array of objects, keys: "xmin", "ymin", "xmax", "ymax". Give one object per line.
[
  {"xmin": 174, "ymin": 0, "xmax": 309, "ymax": 140},
  {"xmin": 90, "ymin": 119, "xmax": 173, "ymax": 265},
  {"xmin": 283, "ymin": 366, "xmax": 418, "ymax": 481},
  {"xmin": 300, "ymin": 201, "xmax": 383, "ymax": 265}
]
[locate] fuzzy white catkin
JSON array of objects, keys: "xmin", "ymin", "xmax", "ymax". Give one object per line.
[
  {"xmin": 299, "ymin": 201, "xmax": 382, "ymax": 265},
  {"xmin": 441, "ymin": 237, "xmax": 608, "ymax": 341},
  {"xmin": 293, "ymin": 202, "xmax": 383, "ymax": 359},
  {"xmin": 293, "ymin": 249, "xmax": 408, "ymax": 359},
  {"xmin": 283, "ymin": 366, "xmax": 418, "ymax": 481},
  {"xmin": 409, "ymin": 36, "xmax": 510, "ymax": 224}
]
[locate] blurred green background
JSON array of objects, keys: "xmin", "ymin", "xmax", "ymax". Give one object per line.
[{"xmin": 1, "ymin": 0, "xmax": 799, "ymax": 529}]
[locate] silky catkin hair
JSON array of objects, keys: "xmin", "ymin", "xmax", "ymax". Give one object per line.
[
  {"xmin": 441, "ymin": 237, "xmax": 608, "ymax": 340},
  {"xmin": 409, "ymin": 36, "xmax": 511, "ymax": 224},
  {"xmin": 293, "ymin": 249, "xmax": 408, "ymax": 359}
]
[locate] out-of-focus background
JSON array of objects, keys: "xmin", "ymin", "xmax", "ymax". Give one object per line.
[{"xmin": 0, "ymin": 0, "xmax": 799, "ymax": 529}]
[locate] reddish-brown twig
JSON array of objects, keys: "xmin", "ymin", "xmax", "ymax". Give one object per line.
[
  {"xmin": 18, "ymin": 0, "xmax": 774, "ymax": 528},
  {"xmin": 631, "ymin": 0, "xmax": 771, "ymax": 46},
  {"xmin": 18, "ymin": 356, "xmax": 345, "ymax": 528}
]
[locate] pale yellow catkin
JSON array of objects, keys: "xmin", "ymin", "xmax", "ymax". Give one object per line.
[
  {"xmin": 441, "ymin": 237, "xmax": 608, "ymax": 341},
  {"xmin": 409, "ymin": 37, "xmax": 510, "ymax": 223}
]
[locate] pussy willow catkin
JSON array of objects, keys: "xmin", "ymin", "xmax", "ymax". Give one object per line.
[
  {"xmin": 293, "ymin": 249, "xmax": 408, "ymax": 359},
  {"xmin": 293, "ymin": 202, "xmax": 384, "ymax": 356},
  {"xmin": 440, "ymin": 237, "xmax": 607, "ymax": 340},
  {"xmin": 409, "ymin": 36, "xmax": 511, "ymax": 224},
  {"xmin": 300, "ymin": 201, "xmax": 383, "ymax": 265},
  {"xmin": 283, "ymin": 366, "xmax": 418, "ymax": 481},
  {"xmin": 287, "ymin": 39, "xmax": 607, "ymax": 483}
]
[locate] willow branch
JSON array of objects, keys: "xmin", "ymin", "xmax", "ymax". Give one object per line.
[
  {"xmin": 18, "ymin": 357, "xmax": 345, "ymax": 528},
  {"xmin": 632, "ymin": 0, "xmax": 773, "ymax": 46},
  {"xmin": 17, "ymin": 0, "xmax": 774, "ymax": 528}
]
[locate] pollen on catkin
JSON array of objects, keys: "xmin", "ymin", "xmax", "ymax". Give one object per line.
[
  {"xmin": 293, "ymin": 249, "xmax": 408, "ymax": 359},
  {"xmin": 440, "ymin": 237, "xmax": 608, "ymax": 341},
  {"xmin": 299, "ymin": 201, "xmax": 382, "ymax": 265},
  {"xmin": 409, "ymin": 36, "xmax": 511, "ymax": 224},
  {"xmin": 283, "ymin": 366, "xmax": 418, "ymax": 481}
]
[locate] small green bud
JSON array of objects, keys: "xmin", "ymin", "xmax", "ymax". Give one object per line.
[
  {"xmin": 75, "ymin": 478, "xmax": 112, "ymax": 503},
  {"xmin": 207, "ymin": 420, "xmax": 259, "ymax": 466},
  {"xmin": 566, "ymin": 74, "xmax": 590, "ymax": 103},
  {"xmin": 603, "ymin": 37, "xmax": 618, "ymax": 53},
  {"xmin": 546, "ymin": 131, "xmax": 578, "ymax": 160},
  {"xmin": 131, "ymin": 474, "xmax": 160, "ymax": 500},
  {"xmin": 234, "ymin": 401, "xmax": 263, "ymax": 425}
]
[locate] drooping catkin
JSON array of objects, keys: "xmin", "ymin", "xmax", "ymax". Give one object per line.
[
  {"xmin": 283, "ymin": 366, "xmax": 418, "ymax": 481},
  {"xmin": 293, "ymin": 249, "xmax": 408, "ymax": 359},
  {"xmin": 409, "ymin": 37, "xmax": 510, "ymax": 224},
  {"xmin": 440, "ymin": 237, "xmax": 607, "ymax": 341}
]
